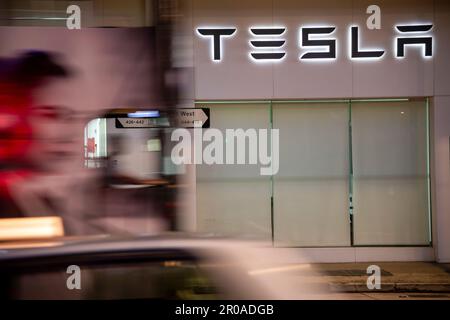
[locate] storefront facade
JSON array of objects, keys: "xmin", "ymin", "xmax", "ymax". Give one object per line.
[{"xmin": 186, "ymin": 0, "xmax": 450, "ymax": 263}]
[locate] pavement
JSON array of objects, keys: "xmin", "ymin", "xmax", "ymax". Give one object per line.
[
  {"xmin": 305, "ymin": 262, "xmax": 450, "ymax": 293},
  {"xmin": 318, "ymin": 292, "xmax": 450, "ymax": 300}
]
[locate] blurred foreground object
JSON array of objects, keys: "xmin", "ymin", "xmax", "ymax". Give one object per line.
[
  {"xmin": 0, "ymin": 216, "xmax": 64, "ymax": 241},
  {"xmin": 0, "ymin": 235, "xmax": 330, "ymax": 300}
]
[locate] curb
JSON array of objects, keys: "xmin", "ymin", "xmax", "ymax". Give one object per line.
[{"xmin": 329, "ymin": 283, "xmax": 450, "ymax": 293}]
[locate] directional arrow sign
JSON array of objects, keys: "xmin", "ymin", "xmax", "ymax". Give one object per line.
[
  {"xmin": 113, "ymin": 108, "xmax": 209, "ymax": 129},
  {"xmin": 115, "ymin": 117, "xmax": 170, "ymax": 128},
  {"xmin": 175, "ymin": 108, "xmax": 210, "ymax": 128}
]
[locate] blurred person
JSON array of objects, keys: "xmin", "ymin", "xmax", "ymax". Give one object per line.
[
  {"xmin": 0, "ymin": 51, "xmax": 112, "ymax": 237},
  {"xmin": 0, "ymin": 50, "xmax": 174, "ymax": 236},
  {"xmin": 0, "ymin": 51, "xmax": 80, "ymax": 219}
]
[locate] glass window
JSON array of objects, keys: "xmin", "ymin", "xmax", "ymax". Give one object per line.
[
  {"xmin": 196, "ymin": 103, "xmax": 272, "ymax": 239},
  {"xmin": 195, "ymin": 99, "xmax": 431, "ymax": 247},
  {"xmin": 272, "ymin": 102, "xmax": 351, "ymax": 246},
  {"xmin": 351, "ymin": 100, "xmax": 430, "ymax": 245},
  {"xmin": 1, "ymin": 258, "xmax": 222, "ymax": 300}
]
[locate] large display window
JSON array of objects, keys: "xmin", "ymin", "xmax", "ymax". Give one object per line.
[{"xmin": 194, "ymin": 99, "xmax": 431, "ymax": 247}]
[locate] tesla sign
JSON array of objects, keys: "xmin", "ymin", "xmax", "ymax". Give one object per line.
[{"xmin": 196, "ymin": 24, "xmax": 433, "ymax": 62}]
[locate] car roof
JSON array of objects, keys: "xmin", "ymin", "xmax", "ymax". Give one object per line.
[{"xmin": 0, "ymin": 233, "xmax": 270, "ymax": 262}]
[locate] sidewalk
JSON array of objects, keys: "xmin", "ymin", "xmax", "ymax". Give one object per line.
[{"xmin": 308, "ymin": 262, "xmax": 450, "ymax": 293}]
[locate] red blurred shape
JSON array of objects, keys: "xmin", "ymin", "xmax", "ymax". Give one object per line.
[{"xmin": 86, "ymin": 137, "xmax": 96, "ymax": 154}]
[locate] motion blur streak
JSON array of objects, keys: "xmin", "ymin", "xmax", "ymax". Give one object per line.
[
  {"xmin": 248, "ymin": 264, "xmax": 312, "ymax": 276},
  {"xmin": 0, "ymin": 216, "xmax": 64, "ymax": 241}
]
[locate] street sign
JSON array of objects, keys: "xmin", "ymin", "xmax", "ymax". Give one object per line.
[
  {"xmin": 115, "ymin": 117, "xmax": 169, "ymax": 128},
  {"xmin": 175, "ymin": 108, "xmax": 210, "ymax": 128},
  {"xmin": 114, "ymin": 108, "xmax": 210, "ymax": 129}
]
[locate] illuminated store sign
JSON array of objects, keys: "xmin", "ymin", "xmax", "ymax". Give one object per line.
[{"xmin": 196, "ymin": 24, "xmax": 433, "ymax": 62}]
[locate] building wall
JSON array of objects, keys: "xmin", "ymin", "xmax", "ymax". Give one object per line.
[
  {"xmin": 193, "ymin": 0, "xmax": 437, "ymax": 100},
  {"xmin": 191, "ymin": 0, "xmax": 450, "ymax": 262},
  {"xmin": 432, "ymin": 0, "xmax": 450, "ymax": 263}
]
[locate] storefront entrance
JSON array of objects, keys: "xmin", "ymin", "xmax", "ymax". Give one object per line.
[{"xmin": 195, "ymin": 99, "xmax": 431, "ymax": 247}]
